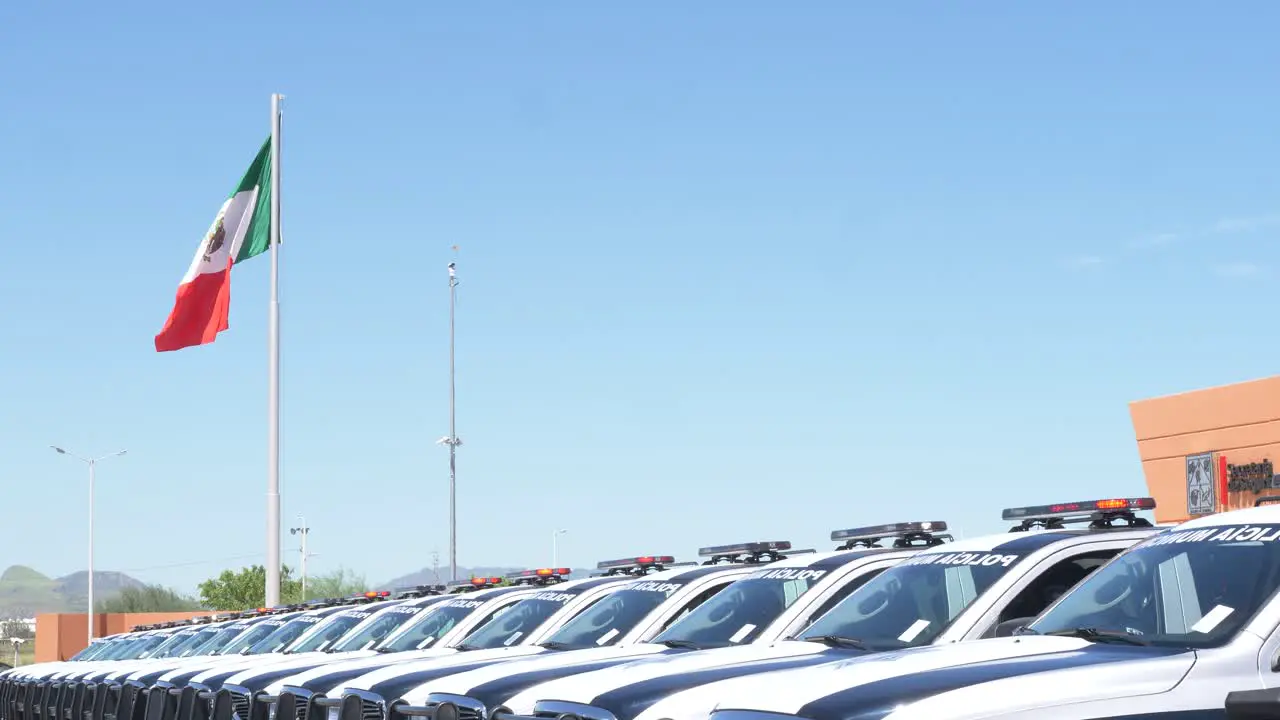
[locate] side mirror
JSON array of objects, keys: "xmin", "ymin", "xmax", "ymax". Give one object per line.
[
  {"xmin": 993, "ymin": 618, "xmax": 1034, "ymax": 638},
  {"xmin": 1226, "ymin": 688, "xmax": 1280, "ymax": 720}
]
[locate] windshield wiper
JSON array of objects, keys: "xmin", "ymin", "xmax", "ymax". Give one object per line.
[
  {"xmin": 538, "ymin": 641, "xmax": 578, "ymax": 651},
  {"xmin": 658, "ymin": 639, "xmax": 703, "ymax": 650},
  {"xmin": 454, "ymin": 643, "xmax": 482, "ymax": 652},
  {"xmin": 1044, "ymin": 627, "xmax": 1149, "ymax": 646},
  {"xmin": 802, "ymin": 635, "xmax": 870, "ymax": 650}
]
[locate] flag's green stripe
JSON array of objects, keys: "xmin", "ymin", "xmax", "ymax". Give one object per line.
[{"xmin": 234, "ymin": 138, "xmax": 273, "ymax": 264}]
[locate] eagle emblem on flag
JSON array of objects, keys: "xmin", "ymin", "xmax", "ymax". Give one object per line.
[{"xmin": 202, "ymin": 216, "xmax": 227, "ymax": 263}]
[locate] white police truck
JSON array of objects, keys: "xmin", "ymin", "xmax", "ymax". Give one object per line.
[
  {"xmin": 690, "ymin": 498, "xmax": 1280, "ymax": 720},
  {"xmin": 496, "ymin": 498, "xmax": 1163, "ymax": 720},
  {"xmin": 260, "ymin": 555, "xmax": 745, "ymax": 720},
  {"xmin": 334, "ymin": 527, "xmax": 955, "ymax": 720},
  {"xmin": 219, "ymin": 569, "xmax": 622, "ymax": 720}
]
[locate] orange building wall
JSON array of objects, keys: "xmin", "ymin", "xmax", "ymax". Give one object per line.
[
  {"xmin": 35, "ymin": 612, "xmax": 208, "ymax": 662},
  {"xmin": 1130, "ymin": 375, "xmax": 1280, "ymax": 524}
]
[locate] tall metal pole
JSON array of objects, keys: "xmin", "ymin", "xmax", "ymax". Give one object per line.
[
  {"xmin": 448, "ymin": 258, "xmax": 459, "ymax": 582},
  {"xmin": 290, "ymin": 517, "xmax": 310, "ymax": 599},
  {"xmin": 87, "ymin": 459, "xmax": 95, "ymax": 643},
  {"xmin": 50, "ymin": 447, "xmax": 124, "ymax": 643},
  {"xmin": 552, "ymin": 529, "xmax": 567, "ymax": 567},
  {"xmin": 266, "ymin": 92, "xmax": 284, "ymax": 607}
]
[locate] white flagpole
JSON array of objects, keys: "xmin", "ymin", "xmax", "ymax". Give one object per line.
[{"xmin": 266, "ymin": 93, "xmax": 284, "ymax": 607}]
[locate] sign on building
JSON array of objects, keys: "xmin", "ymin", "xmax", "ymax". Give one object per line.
[{"xmin": 1186, "ymin": 452, "xmax": 1216, "ymax": 515}]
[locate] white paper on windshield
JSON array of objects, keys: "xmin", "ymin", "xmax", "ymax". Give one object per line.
[
  {"xmin": 1191, "ymin": 604, "xmax": 1234, "ymax": 634},
  {"xmin": 504, "ymin": 631, "xmax": 523, "ymax": 646},
  {"xmin": 415, "ymin": 636, "xmax": 435, "ymax": 649},
  {"xmin": 898, "ymin": 619, "xmax": 931, "ymax": 643},
  {"xmin": 596, "ymin": 628, "xmax": 620, "ymax": 645},
  {"xmin": 729, "ymin": 624, "xmax": 756, "ymax": 644},
  {"xmin": 362, "ymin": 641, "xmax": 376, "ymax": 650}
]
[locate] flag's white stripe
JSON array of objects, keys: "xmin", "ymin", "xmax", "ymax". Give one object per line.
[{"xmin": 179, "ymin": 187, "xmax": 259, "ymax": 284}]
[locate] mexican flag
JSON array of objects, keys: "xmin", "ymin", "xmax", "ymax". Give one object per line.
[{"xmin": 154, "ymin": 139, "xmax": 273, "ymax": 352}]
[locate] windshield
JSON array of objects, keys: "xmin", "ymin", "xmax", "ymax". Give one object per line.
[
  {"xmin": 149, "ymin": 627, "xmax": 199, "ymax": 655},
  {"xmin": 142, "ymin": 631, "xmax": 194, "ymax": 658},
  {"xmin": 545, "ymin": 580, "xmax": 682, "ymax": 649},
  {"xmin": 168, "ymin": 628, "xmax": 219, "ymax": 657},
  {"xmin": 459, "ymin": 590, "xmax": 583, "ymax": 650},
  {"xmin": 286, "ymin": 608, "xmax": 378, "ymax": 653},
  {"xmin": 120, "ymin": 635, "xmax": 166, "ymax": 659},
  {"xmin": 248, "ymin": 614, "xmax": 326, "ymax": 654},
  {"xmin": 221, "ymin": 617, "xmax": 287, "ymax": 655},
  {"xmin": 185, "ymin": 625, "xmax": 248, "ymax": 656},
  {"xmin": 801, "ymin": 550, "xmax": 1024, "ymax": 649},
  {"xmin": 1029, "ymin": 523, "xmax": 1280, "ymax": 649},
  {"xmin": 330, "ymin": 601, "xmax": 436, "ymax": 653},
  {"xmin": 87, "ymin": 638, "xmax": 127, "ymax": 660},
  {"xmin": 101, "ymin": 637, "xmax": 146, "ymax": 660},
  {"xmin": 71, "ymin": 641, "xmax": 109, "ymax": 660},
  {"xmin": 378, "ymin": 598, "xmax": 488, "ymax": 652},
  {"xmin": 652, "ymin": 565, "xmax": 831, "ymax": 648}
]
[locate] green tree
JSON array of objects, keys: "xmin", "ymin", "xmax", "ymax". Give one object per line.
[
  {"xmin": 304, "ymin": 567, "xmax": 368, "ymax": 600},
  {"xmin": 198, "ymin": 565, "xmax": 302, "ymax": 611},
  {"xmin": 97, "ymin": 584, "xmax": 202, "ymax": 613}
]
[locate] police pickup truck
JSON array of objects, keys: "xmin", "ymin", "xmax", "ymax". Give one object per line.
[
  {"xmin": 1, "ymin": 626, "xmax": 183, "ymax": 720},
  {"xmin": 691, "ymin": 498, "xmax": 1280, "ymax": 720},
  {"xmin": 336, "ymin": 526, "xmax": 949, "ymax": 720},
  {"xmin": 124, "ymin": 590, "xmax": 448, "ymax": 720},
  {"xmin": 260, "ymin": 556, "xmax": 726, "ymax": 720},
  {"xmin": 3, "ymin": 620, "xmax": 216, "ymax": 720},
  {"xmin": 494, "ymin": 498, "xmax": 1164, "ymax": 720},
  {"xmin": 273, "ymin": 547, "xmax": 806, "ymax": 720},
  {"xmin": 153, "ymin": 588, "xmax": 449, "ymax": 693},
  {"xmin": 79, "ymin": 599, "xmax": 369, "ymax": 720},
  {"xmin": 217, "ymin": 569, "xmax": 616, "ymax": 720}
]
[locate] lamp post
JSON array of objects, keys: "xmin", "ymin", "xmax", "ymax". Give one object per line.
[
  {"xmin": 552, "ymin": 529, "xmax": 568, "ymax": 567},
  {"xmin": 289, "ymin": 517, "xmax": 315, "ymax": 600},
  {"xmin": 51, "ymin": 446, "xmax": 126, "ymax": 643}
]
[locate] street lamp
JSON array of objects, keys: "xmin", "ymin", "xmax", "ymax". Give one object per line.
[
  {"xmin": 51, "ymin": 446, "xmax": 126, "ymax": 643},
  {"xmin": 552, "ymin": 529, "xmax": 568, "ymax": 568},
  {"xmin": 289, "ymin": 516, "xmax": 316, "ymax": 600}
]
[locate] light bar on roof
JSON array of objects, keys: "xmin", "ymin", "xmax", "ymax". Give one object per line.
[
  {"xmin": 505, "ymin": 567, "xmax": 572, "ymax": 579},
  {"xmin": 830, "ymin": 521, "xmax": 948, "ymax": 543},
  {"xmin": 597, "ymin": 555, "xmax": 676, "ymax": 570},
  {"xmin": 1002, "ymin": 497, "xmax": 1156, "ymax": 521},
  {"xmin": 698, "ymin": 541, "xmax": 792, "ymax": 557}
]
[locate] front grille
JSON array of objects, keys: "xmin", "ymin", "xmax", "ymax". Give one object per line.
[
  {"xmin": 359, "ymin": 703, "xmax": 380, "ymax": 720},
  {"xmin": 228, "ymin": 694, "xmax": 248, "ymax": 720}
]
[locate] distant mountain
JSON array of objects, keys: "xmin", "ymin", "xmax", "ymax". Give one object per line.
[
  {"xmin": 382, "ymin": 566, "xmax": 587, "ymax": 589},
  {"xmin": 0, "ymin": 566, "xmax": 146, "ymax": 618}
]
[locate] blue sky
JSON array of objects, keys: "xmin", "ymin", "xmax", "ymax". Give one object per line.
[{"xmin": 2, "ymin": 2, "xmax": 1279, "ymax": 595}]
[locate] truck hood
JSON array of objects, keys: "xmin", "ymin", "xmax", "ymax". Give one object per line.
[
  {"xmin": 402, "ymin": 645, "xmax": 673, "ymax": 703},
  {"xmin": 505, "ymin": 642, "xmax": 834, "ymax": 715},
  {"xmin": 127, "ymin": 654, "xmax": 252, "ymax": 683},
  {"xmin": 191, "ymin": 653, "xmax": 313, "ymax": 685},
  {"xmin": 157, "ymin": 654, "xmax": 284, "ymax": 684},
  {"xmin": 330, "ymin": 647, "xmax": 547, "ymax": 699},
  {"xmin": 222, "ymin": 650, "xmax": 377, "ymax": 686},
  {"xmin": 701, "ymin": 637, "xmax": 1196, "ymax": 720}
]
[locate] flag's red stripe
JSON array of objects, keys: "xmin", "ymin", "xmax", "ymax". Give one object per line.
[{"xmin": 154, "ymin": 266, "xmax": 233, "ymax": 352}]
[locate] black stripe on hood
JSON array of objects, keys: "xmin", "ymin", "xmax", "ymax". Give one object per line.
[
  {"xmin": 787, "ymin": 645, "xmax": 1189, "ymax": 720},
  {"xmin": 592, "ymin": 649, "xmax": 862, "ymax": 720},
  {"xmin": 464, "ymin": 650, "xmax": 685, "ymax": 711},
  {"xmin": 365, "ymin": 659, "xmax": 534, "ymax": 704}
]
